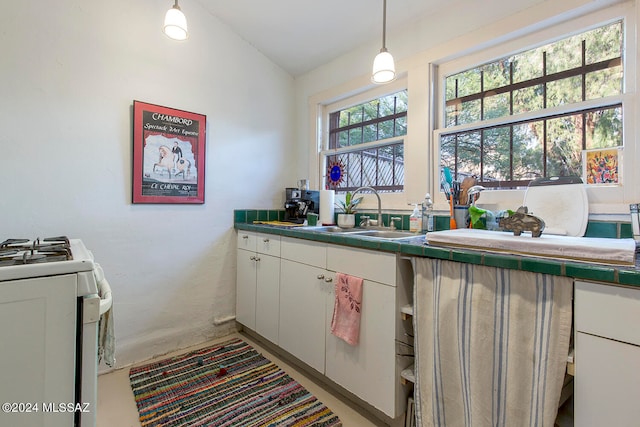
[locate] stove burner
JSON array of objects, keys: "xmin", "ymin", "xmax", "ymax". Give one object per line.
[{"xmin": 0, "ymin": 236, "xmax": 73, "ymax": 266}]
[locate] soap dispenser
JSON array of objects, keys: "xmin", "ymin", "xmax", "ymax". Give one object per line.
[
  {"xmin": 410, "ymin": 204, "xmax": 422, "ymax": 233},
  {"xmin": 423, "ymin": 193, "xmax": 434, "ymax": 232}
]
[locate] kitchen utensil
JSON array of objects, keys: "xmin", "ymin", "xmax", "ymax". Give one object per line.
[
  {"xmin": 459, "ymin": 176, "xmax": 477, "ymax": 205},
  {"xmin": 449, "ymin": 194, "xmax": 457, "ymax": 229},
  {"xmin": 467, "ymin": 185, "xmax": 486, "ymax": 206}
]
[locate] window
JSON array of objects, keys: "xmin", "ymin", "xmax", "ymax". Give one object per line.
[
  {"xmin": 323, "ymin": 90, "xmax": 407, "ymax": 192},
  {"xmin": 438, "ymin": 21, "xmax": 623, "ymax": 188}
]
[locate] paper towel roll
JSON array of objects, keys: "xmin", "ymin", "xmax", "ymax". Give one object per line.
[{"xmin": 319, "ymin": 190, "xmax": 335, "ymax": 225}]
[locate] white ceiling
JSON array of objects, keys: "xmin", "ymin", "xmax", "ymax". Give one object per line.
[{"xmin": 197, "ymin": 0, "xmax": 451, "ymax": 77}]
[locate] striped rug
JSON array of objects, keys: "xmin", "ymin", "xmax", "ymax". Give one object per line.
[{"xmin": 129, "ymin": 338, "xmax": 342, "ymax": 427}]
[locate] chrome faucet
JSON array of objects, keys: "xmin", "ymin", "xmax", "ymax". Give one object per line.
[{"xmin": 352, "ymin": 186, "xmax": 382, "ymax": 228}]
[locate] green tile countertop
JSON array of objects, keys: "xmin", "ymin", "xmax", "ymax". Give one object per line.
[{"xmin": 235, "ymin": 221, "xmax": 640, "ymax": 288}]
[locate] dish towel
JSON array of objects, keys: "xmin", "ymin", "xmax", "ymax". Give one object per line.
[
  {"xmin": 95, "ymin": 263, "xmax": 116, "ymax": 367},
  {"xmin": 330, "ymin": 273, "xmax": 363, "ymax": 345},
  {"xmin": 413, "ymin": 258, "xmax": 573, "ymax": 427},
  {"xmin": 98, "ymin": 304, "xmax": 116, "ymax": 367}
]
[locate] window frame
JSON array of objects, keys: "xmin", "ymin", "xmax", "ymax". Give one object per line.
[
  {"xmin": 431, "ymin": 4, "xmax": 636, "ymax": 212},
  {"xmin": 318, "ymin": 78, "xmax": 408, "ymax": 195}
]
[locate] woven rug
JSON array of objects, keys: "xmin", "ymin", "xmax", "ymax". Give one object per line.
[{"xmin": 129, "ymin": 338, "xmax": 342, "ymax": 427}]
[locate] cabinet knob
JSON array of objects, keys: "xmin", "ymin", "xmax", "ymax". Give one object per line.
[
  {"xmin": 325, "ymin": 277, "xmax": 333, "ymax": 283},
  {"xmin": 255, "ymin": 257, "xmax": 261, "ymax": 262},
  {"xmin": 317, "ymin": 274, "xmax": 325, "ymax": 280},
  {"xmin": 249, "ymin": 256, "xmax": 256, "ymax": 261},
  {"xmin": 263, "ymin": 238, "xmax": 270, "ymax": 243},
  {"xmin": 242, "ymin": 235, "xmax": 249, "ymax": 239}
]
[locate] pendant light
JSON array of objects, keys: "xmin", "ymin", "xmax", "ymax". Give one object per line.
[
  {"xmin": 164, "ymin": 0, "xmax": 189, "ymax": 41},
  {"xmin": 371, "ymin": 0, "xmax": 395, "ymax": 84}
]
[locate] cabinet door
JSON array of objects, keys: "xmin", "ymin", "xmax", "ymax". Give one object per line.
[
  {"xmin": 236, "ymin": 248, "xmax": 257, "ymax": 329},
  {"xmin": 279, "ymin": 258, "xmax": 329, "ymax": 373},
  {"xmin": 575, "ymin": 332, "xmax": 640, "ymax": 426},
  {"xmin": 0, "ymin": 275, "xmax": 77, "ymax": 427},
  {"xmin": 325, "ymin": 278, "xmax": 397, "ymax": 417},
  {"xmin": 256, "ymin": 233, "xmax": 280, "ymax": 257},
  {"xmin": 255, "ymin": 254, "xmax": 280, "ymax": 344}
]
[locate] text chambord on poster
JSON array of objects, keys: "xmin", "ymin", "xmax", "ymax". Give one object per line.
[{"xmin": 133, "ymin": 101, "xmax": 206, "ymax": 204}]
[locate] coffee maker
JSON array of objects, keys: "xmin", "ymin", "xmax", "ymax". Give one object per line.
[{"xmin": 284, "ymin": 187, "xmax": 319, "ymax": 223}]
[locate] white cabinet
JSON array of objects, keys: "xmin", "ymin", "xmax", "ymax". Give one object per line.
[
  {"xmin": 242, "ymin": 234, "xmax": 408, "ymax": 420},
  {"xmin": 279, "ymin": 237, "xmax": 331, "ymax": 373},
  {"xmin": 574, "ymin": 280, "xmax": 640, "ymax": 426},
  {"xmin": 236, "ymin": 231, "xmax": 281, "ymax": 344},
  {"xmin": 325, "ymin": 245, "xmax": 400, "ymax": 417},
  {"xmin": 279, "ymin": 258, "xmax": 332, "ymax": 373},
  {"xmin": 0, "ymin": 275, "xmax": 77, "ymax": 427}
]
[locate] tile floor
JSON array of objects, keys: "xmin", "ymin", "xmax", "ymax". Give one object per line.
[{"xmin": 97, "ymin": 332, "xmax": 382, "ymax": 427}]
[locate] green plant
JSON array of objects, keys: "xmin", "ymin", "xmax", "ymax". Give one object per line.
[{"xmin": 335, "ymin": 191, "xmax": 363, "ymax": 214}]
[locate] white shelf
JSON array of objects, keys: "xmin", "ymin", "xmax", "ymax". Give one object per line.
[
  {"xmin": 401, "ymin": 365, "xmax": 415, "ymax": 385},
  {"xmin": 401, "ymin": 304, "xmax": 414, "ymax": 320}
]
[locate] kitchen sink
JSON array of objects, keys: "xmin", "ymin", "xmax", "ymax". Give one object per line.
[
  {"xmin": 300, "ymin": 226, "xmax": 371, "ymax": 233},
  {"xmin": 300, "ymin": 226, "xmax": 419, "ymax": 240},
  {"xmin": 359, "ymin": 230, "xmax": 418, "ymax": 239}
]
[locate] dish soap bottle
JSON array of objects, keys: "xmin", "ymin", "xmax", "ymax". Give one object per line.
[
  {"xmin": 423, "ymin": 193, "xmax": 434, "ymax": 232},
  {"xmin": 410, "ymin": 204, "xmax": 422, "ymax": 233}
]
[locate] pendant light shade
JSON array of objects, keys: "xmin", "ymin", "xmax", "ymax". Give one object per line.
[
  {"xmin": 164, "ymin": 0, "xmax": 188, "ymax": 41},
  {"xmin": 372, "ymin": 0, "xmax": 395, "ymax": 84}
]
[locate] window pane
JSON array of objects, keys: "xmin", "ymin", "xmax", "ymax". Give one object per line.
[
  {"xmin": 547, "ymin": 76, "xmax": 583, "ymax": 107},
  {"xmin": 483, "ymin": 127, "xmax": 511, "ymax": 181},
  {"xmin": 457, "ymin": 99, "xmax": 481, "ymax": 125},
  {"xmin": 513, "ymin": 85, "xmax": 544, "ymax": 115},
  {"xmin": 484, "ymin": 93, "xmax": 510, "ymax": 120},
  {"xmin": 379, "ymin": 119, "xmax": 395, "ymax": 139},
  {"xmin": 338, "ymin": 130, "xmax": 349, "ymax": 148},
  {"xmin": 511, "ymin": 48, "xmax": 543, "ymax": 84},
  {"xmin": 349, "ymin": 128, "xmax": 362, "ymax": 145},
  {"xmin": 379, "ymin": 95, "xmax": 397, "ymax": 117},
  {"xmin": 585, "ymin": 22, "xmax": 622, "ymax": 64},
  {"xmin": 456, "ymin": 132, "xmax": 482, "ymax": 179},
  {"xmin": 440, "ymin": 134, "xmax": 457, "ymax": 168},
  {"xmin": 445, "ymin": 102, "xmax": 460, "ymax": 127},
  {"xmin": 586, "ymin": 67, "xmax": 622, "ymax": 99},
  {"xmin": 585, "ymin": 106, "xmax": 622, "ymax": 149},
  {"xmin": 513, "ymin": 121, "xmax": 544, "ymax": 180},
  {"xmin": 482, "ymin": 61, "xmax": 510, "ymax": 91},
  {"xmin": 395, "ymin": 116, "xmax": 407, "ymax": 136},
  {"xmin": 545, "ymin": 35, "xmax": 582, "ymax": 75},
  {"xmin": 546, "ymin": 115, "xmax": 582, "ymax": 176},
  {"xmin": 363, "ymin": 100, "xmax": 378, "ymax": 122},
  {"xmin": 363, "ymin": 124, "xmax": 377, "ymax": 143}
]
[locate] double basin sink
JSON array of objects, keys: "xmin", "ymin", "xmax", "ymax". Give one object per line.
[{"xmin": 301, "ymin": 225, "xmax": 420, "ymax": 241}]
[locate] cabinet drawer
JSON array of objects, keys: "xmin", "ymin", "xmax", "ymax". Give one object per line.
[
  {"xmin": 575, "ymin": 280, "xmax": 640, "ymax": 346},
  {"xmin": 237, "ymin": 231, "xmax": 257, "ymax": 252},
  {"xmin": 256, "ymin": 233, "xmax": 280, "ymax": 256},
  {"xmin": 280, "ymin": 237, "xmax": 326, "ymax": 268},
  {"xmin": 327, "ymin": 245, "xmax": 396, "ymax": 286}
]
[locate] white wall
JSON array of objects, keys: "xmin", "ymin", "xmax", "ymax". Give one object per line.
[
  {"xmin": 295, "ymin": 0, "xmax": 638, "ymax": 217},
  {"xmin": 0, "ymin": 0, "xmax": 296, "ymax": 366}
]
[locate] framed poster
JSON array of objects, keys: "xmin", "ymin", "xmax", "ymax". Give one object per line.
[
  {"xmin": 133, "ymin": 101, "xmax": 206, "ymax": 204},
  {"xmin": 582, "ymin": 147, "xmax": 621, "ymax": 185}
]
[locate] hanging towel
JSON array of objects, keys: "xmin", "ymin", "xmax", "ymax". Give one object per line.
[
  {"xmin": 95, "ymin": 263, "xmax": 116, "ymax": 367},
  {"xmin": 330, "ymin": 273, "xmax": 363, "ymax": 345},
  {"xmin": 413, "ymin": 259, "xmax": 573, "ymax": 427}
]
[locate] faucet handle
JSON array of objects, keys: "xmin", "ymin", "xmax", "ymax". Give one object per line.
[
  {"xmin": 359, "ymin": 215, "xmax": 371, "ymax": 227},
  {"xmin": 390, "ymin": 216, "xmax": 402, "ymax": 230}
]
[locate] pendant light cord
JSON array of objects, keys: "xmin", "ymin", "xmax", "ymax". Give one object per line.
[{"xmin": 381, "ymin": 0, "xmax": 387, "ymax": 51}]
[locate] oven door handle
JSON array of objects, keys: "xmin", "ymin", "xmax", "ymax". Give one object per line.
[{"xmin": 98, "ymin": 278, "xmax": 112, "ymax": 315}]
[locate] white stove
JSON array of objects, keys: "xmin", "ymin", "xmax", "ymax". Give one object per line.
[{"xmin": 0, "ymin": 237, "xmax": 111, "ymax": 427}]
